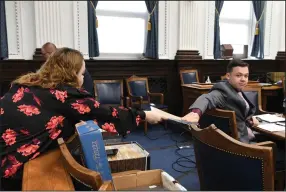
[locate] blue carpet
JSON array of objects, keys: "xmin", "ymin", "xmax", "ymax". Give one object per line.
[
  {"xmin": 176, "ymin": 170, "xmax": 200, "ymax": 191},
  {"xmin": 149, "ymin": 146, "xmax": 199, "ymax": 191},
  {"xmin": 123, "ymin": 124, "xmax": 200, "ymax": 190},
  {"xmin": 123, "ymin": 124, "xmax": 193, "ymax": 150}
]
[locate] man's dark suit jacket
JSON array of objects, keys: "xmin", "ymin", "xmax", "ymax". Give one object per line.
[
  {"xmin": 83, "ymin": 69, "xmax": 94, "ymax": 97},
  {"xmin": 189, "ymin": 81, "xmax": 256, "ymax": 143}
]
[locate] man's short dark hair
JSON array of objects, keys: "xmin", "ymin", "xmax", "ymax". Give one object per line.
[{"xmin": 227, "ymin": 59, "xmax": 249, "ymax": 73}]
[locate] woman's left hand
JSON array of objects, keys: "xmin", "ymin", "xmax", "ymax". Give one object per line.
[{"xmin": 144, "ymin": 111, "xmax": 163, "ymax": 124}]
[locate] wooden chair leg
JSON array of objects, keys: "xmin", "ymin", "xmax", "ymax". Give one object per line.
[
  {"xmin": 144, "ymin": 121, "xmax": 148, "ymax": 134},
  {"xmin": 275, "ymin": 171, "xmax": 285, "ymax": 191}
]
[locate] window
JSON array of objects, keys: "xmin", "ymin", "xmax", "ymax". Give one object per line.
[
  {"xmin": 219, "ymin": 1, "xmax": 256, "ymax": 55},
  {"xmin": 96, "ymin": 1, "xmax": 148, "ymax": 58}
]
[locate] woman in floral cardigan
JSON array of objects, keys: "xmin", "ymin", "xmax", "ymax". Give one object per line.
[{"xmin": 0, "ymin": 48, "xmax": 162, "ymax": 190}]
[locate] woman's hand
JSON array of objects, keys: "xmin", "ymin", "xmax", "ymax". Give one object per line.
[{"xmin": 144, "ymin": 111, "xmax": 163, "ymax": 124}]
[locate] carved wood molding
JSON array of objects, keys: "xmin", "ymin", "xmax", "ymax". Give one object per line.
[
  {"xmin": 275, "ymin": 51, "xmax": 286, "ymax": 60},
  {"xmin": 175, "ymin": 50, "xmax": 202, "ymax": 60},
  {"xmin": 0, "ymin": 59, "xmax": 285, "ymax": 116}
]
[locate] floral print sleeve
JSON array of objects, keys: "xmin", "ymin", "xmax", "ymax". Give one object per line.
[
  {"xmin": 0, "ymin": 84, "xmax": 145, "ymax": 180},
  {"xmin": 64, "ymin": 87, "xmax": 146, "ymax": 136}
]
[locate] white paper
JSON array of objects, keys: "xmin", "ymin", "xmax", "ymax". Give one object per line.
[
  {"xmin": 276, "ymin": 122, "xmax": 285, "ymax": 127},
  {"xmin": 259, "ymin": 83, "xmax": 272, "ymax": 86},
  {"xmin": 150, "ymin": 106, "xmax": 182, "ymax": 120},
  {"xmin": 257, "ymin": 124, "xmax": 285, "ymax": 132},
  {"xmin": 161, "ymin": 171, "xmax": 187, "ymax": 191},
  {"xmin": 254, "ymin": 114, "xmax": 285, "ymax": 123}
]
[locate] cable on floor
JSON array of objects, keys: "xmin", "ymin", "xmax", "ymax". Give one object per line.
[
  {"xmin": 144, "ymin": 130, "xmax": 172, "ymax": 140},
  {"xmin": 170, "ymin": 131, "xmax": 196, "ymax": 173}
]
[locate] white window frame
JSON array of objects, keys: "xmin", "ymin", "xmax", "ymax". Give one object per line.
[
  {"xmin": 94, "ymin": 4, "xmax": 149, "ymax": 59},
  {"xmin": 219, "ymin": 2, "xmax": 257, "ymax": 58}
]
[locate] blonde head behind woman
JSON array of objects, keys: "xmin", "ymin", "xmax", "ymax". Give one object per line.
[{"xmin": 13, "ymin": 47, "xmax": 85, "ymax": 89}]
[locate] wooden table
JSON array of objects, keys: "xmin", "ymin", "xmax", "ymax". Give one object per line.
[
  {"xmin": 181, "ymin": 84, "xmax": 283, "ymax": 115},
  {"xmin": 252, "ymin": 125, "xmax": 285, "ymax": 140},
  {"xmin": 182, "ymin": 84, "xmax": 212, "ymax": 115}
]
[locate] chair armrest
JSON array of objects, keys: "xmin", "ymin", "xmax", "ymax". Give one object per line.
[
  {"xmin": 258, "ymin": 109, "xmax": 276, "ymax": 115},
  {"xmin": 252, "ymin": 141, "xmax": 277, "ymax": 158},
  {"xmin": 120, "ymin": 96, "xmax": 130, "ymax": 107},
  {"xmin": 129, "ymin": 96, "xmax": 143, "ymax": 103},
  {"xmin": 98, "ymin": 181, "xmax": 114, "ymax": 191},
  {"xmin": 128, "ymin": 96, "xmax": 143, "ymax": 109},
  {"xmin": 252, "ymin": 141, "xmax": 276, "ymax": 148},
  {"xmin": 148, "ymin": 92, "xmax": 164, "ymax": 104}
]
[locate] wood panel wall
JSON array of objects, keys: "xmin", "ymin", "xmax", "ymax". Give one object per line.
[{"xmin": 0, "ymin": 59, "xmax": 285, "ymax": 115}]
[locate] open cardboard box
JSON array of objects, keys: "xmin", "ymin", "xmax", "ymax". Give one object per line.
[{"xmin": 112, "ymin": 169, "xmax": 187, "ymax": 191}]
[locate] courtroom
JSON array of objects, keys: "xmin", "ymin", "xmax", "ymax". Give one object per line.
[{"xmin": 0, "ymin": 0, "xmax": 285, "ymax": 191}]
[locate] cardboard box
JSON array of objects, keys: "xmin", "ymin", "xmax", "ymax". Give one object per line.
[
  {"xmin": 105, "ymin": 141, "xmax": 150, "ymax": 173},
  {"xmin": 75, "ymin": 120, "xmax": 113, "ymax": 182},
  {"xmin": 112, "ymin": 169, "xmax": 187, "ymax": 191}
]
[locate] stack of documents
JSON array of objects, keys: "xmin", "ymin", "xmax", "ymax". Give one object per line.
[
  {"xmin": 259, "ymin": 83, "xmax": 272, "ymax": 86},
  {"xmin": 276, "ymin": 122, "xmax": 285, "ymax": 127},
  {"xmin": 253, "ymin": 114, "xmax": 285, "ymax": 123},
  {"xmin": 257, "ymin": 124, "xmax": 285, "ymax": 132}
]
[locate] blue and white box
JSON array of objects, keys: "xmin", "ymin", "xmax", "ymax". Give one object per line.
[{"xmin": 75, "ymin": 120, "xmax": 113, "ymax": 182}]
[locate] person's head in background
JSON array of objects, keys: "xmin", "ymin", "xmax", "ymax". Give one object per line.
[
  {"xmin": 13, "ymin": 47, "xmax": 85, "ymax": 89},
  {"xmin": 226, "ymin": 59, "xmax": 249, "ymax": 91},
  {"xmin": 41, "ymin": 42, "xmax": 57, "ymax": 60}
]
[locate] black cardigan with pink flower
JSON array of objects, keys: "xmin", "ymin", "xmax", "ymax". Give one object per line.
[{"xmin": 0, "ymin": 83, "xmax": 145, "ymax": 179}]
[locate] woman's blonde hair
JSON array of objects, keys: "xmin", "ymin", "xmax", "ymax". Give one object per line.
[{"xmin": 13, "ymin": 47, "xmax": 84, "ymax": 88}]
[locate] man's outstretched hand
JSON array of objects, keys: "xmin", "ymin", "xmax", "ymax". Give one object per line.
[{"xmin": 181, "ymin": 112, "xmax": 200, "ymax": 123}]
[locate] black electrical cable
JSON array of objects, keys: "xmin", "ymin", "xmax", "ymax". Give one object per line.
[
  {"xmin": 143, "ymin": 124, "xmax": 196, "ymax": 172},
  {"xmin": 144, "ymin": 131, "xmax": 171, "ymax": 140},
  {"xmin": 170, "ymin": 131, "xmax": 196, "ymax": 173}
]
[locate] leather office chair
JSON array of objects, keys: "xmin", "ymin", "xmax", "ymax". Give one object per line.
[
  {"xmin": 190, "ymin": 124, "xmax": 276, "ymax": 191},
  {"xmin": 125, "ymin": 75, "xmax": 167, "ymax": 133},
  {"xmin": 243, "ymin": 86, "xmax": 267, "ymax": 115},
  {"xmin": 179, "ymin": 69, "xmax": 199, "ymax": 84},
  {"xmin": 199, "ymin": 108, "xmax": 239, "ymax": 140},
  {"xmin": 125, "ymin": 75, "xmax": 167, "ymax": 111},
  {"xmin": 93, "ymin": 80, "xmax": 128, "ymax": 107}
]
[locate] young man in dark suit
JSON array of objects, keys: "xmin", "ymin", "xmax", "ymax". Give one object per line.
[
  {"xmin": 182, "ymin": 59, "xmax": 260, "ymax": 143},
  {"xmin": 41, "ymin": 42, "xmax": 95, "ymax": 96},
  {"xmin": 182, "ymin": 59, "xmax": 285, "ymax": 171}
]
